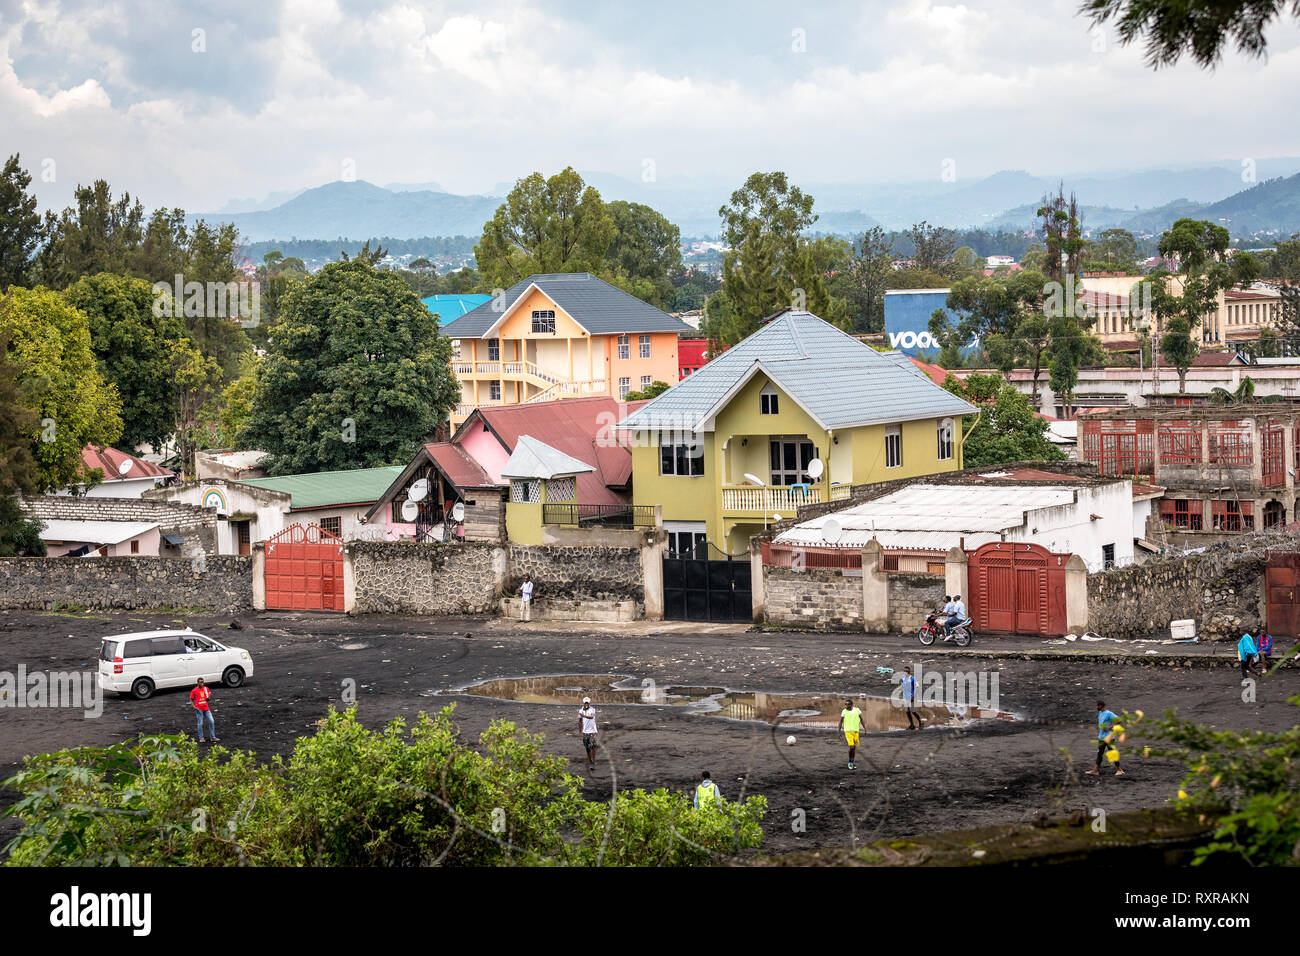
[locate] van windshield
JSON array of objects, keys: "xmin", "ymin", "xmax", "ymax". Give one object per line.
[{"xmin": 100, "ymin": 641, "xmax": 117, "ymax": 661}]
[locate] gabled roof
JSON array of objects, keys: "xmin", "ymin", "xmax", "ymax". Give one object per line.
[
  {"xmin": 618, "ymin": 311, "xmax": 976, "ymax": 433},
  {"xmin": 439, "ymin": 273, "xmax": 694, "ymax": 338},
  {"xmin": 81, "ymin": 446, "xmax": 174, "ymax": 483},
  {"xmin": 425, "ymin": 443, "xmax": 495, "ymax": 489},
  {"xmin": 501, "ymin": 435, "xmax": 595, "ymax": 480},
  {"xmin": 237, "ymin": 465, "xmax": 405, "ymax": 511}
]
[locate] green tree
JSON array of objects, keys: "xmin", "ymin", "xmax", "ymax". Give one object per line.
[
  {"xmin": 1086, "ymin": 228, "xmax": 1139, "ymax": 272},
  {"xmin": 0, "ymin": 287, "xmax": 122, "ymax": 491},
  {"xmin": 1036, "ymin": 186, "xmax": 1084, "ymax": 283},
  {"xmin": 1150, "ymin": 218, "xmax": 1259, "ymax": 392},
  {"xmin": 243, "ymin": 260, "xmax": 459, "ymax": 474},
  {"xmin": 169, "ymin": 340, "xmax": 222, "ymax": 479},
  {"xmin": 1080, "ymin": 0, "xmax": 1300, "ymax": 69},
  {"xmin": 199, "ymin": 366, "xmax": 259, "ymax": 449},
  {"xmin": 474, "ymin": 168, "xmax": 614, "ymax": 290},
  {"xmin": 36, "ymin": 181, "xmax": 145, "ymax": 287},
  {"xmin": 0, "ymin": 329, "xmax": 44, "ymax": 555},
  {"xmin": 906, "ymin": 221, "xmax": 957, "ymax": 274},
  {"xmin": 834, "ymin": 226, "xmax": 894, "ymax": 333},
  {"xmin": 64, "ymin": 273, "xmax": 187, "ymax": 451},
  {"xmin": 0, "ymin": 155, "xmax": 41, "ymax": 290},
  {"xmin": 623, "ymin": 380, "xmax": 671, "ymax": 401},
  {"xmin": 706, "ymin": 172, "xmax": 848, "ymax": 344},
  {"xmin": 604, "ymin": 200, "xmax": 683, "ymax": 308},
  {"xmin": 941, "ymin": 372, "xmax": 1065, "ymax": 467}
]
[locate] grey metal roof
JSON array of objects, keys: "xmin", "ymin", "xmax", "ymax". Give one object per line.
[
  {"xmin": 501, "ymin": 435, "xmax": 595, "ymax": 480},
  {"xmin": 618, "ymin": 311, "xmax": 976, "ymax": 433},
  {"xmin": 440, "ymin": 273, "xmax": 694, "ymax": 338}
]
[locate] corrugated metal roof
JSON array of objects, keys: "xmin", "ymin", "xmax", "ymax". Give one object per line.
[
  {"xmin": 501, "ymin": 435, "xmax": 596, "ymax": 480},
  {"xmin": 774, "ymin": 482, "xmax": 1078, "ymax": 549},
  {"xmin": 618, "ymin": 311, "xmax": 976, "ymax": 433},
  {"xmin": 425, "ymin": 443, "xmax": 494, "ymax": 488},
  {"xmin": 81, "ymin": 445, "xmax": 174, "ymax": 482},
  {"xmin": 421, "ymin": 294, "xmax": 493, "ymax": 321},
  {"xmin": 440, "ymin": 273, "xmax": 694, "ymax": 337},
  {"xmin": 40, "ymin": 519, "xmax": 159, "ymax": 545},
  {"xmin": 238, "ymin": 466, "xmax": 405, "ymax": 510}
]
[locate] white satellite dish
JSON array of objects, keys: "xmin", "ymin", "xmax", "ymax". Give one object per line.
[
  {"xmin": 823, "ymin": 517, "xmax": 843, "ymax": 544},
  {"xmin": 807, "ymin": 458, "xmax": 824, "ymax": 480},
  {"xmin": 117, "ymin": 459, "xmax": 133, "ymax": 476},
  {"xmin": 939, "ymin": 418, "xmax": 954, "ymax": 441},
  {"xmin": 743, "ymin": 473, "xmax": 765, "ymax": 486},
  {"xmin": 407, "ymin": 478, "xmax": 430, "ymax": 502},
  {"xmin": 400, "ymin": 500, "xmax": 419, "ymax": 522},
  {"xmin": 451, "ymin": 502, "xmax": 465, "ymax": 523}
]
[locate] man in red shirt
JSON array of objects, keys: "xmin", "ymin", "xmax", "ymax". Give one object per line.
[{"xmin": 190, "ymin": 677, "xmax": 219, "ymax": 743}]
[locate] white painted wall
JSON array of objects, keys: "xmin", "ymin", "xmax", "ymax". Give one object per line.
[{"xmin": 1005, "ymin": 481, "xmax": 1136, "ymax": 571}]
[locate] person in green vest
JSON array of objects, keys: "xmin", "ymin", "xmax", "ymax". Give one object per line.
[
  {"xmin": 694, "ymin": 771, "xmax": 721, "ymax": 809},
  {"xmin": 838, "ymin": 698, "xmax": 863, "ymax": 770}
]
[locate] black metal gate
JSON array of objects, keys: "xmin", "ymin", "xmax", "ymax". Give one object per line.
[{"xmin": 663, "ymin": 544, "xmax": 752, "ymax": 623}]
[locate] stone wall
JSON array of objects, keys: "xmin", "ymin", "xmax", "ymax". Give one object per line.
[
  {"xmin": 1087, "ymin": 540, "xmax": 1280, "ymax": 640},
  {"xmin": 0, "ymin": 556, "xmax": 251, "ymax": 611},
  {"xmin": 887, "ymin": 573, "xmax": 947, "ymax": 632},
  {"xmin": 350, "ymin": 541, "xmax": 505, "ymax": 614},
  {"xmin": 508, "ymin": 544, "xmax": 643, "ymax": 602},
  {"xmin": 763, "ymin": 567, "xmax": 863, "ymax": 630},
  {"xmin": 22, "ymin": 495, "xmax": 217, "ymax": 554}
]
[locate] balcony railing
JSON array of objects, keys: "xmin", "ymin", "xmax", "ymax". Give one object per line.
[
  {"xmin": 721, "ymin": 483, "xmax": 848, "ymax": 514},
  {"xmin": 542, "ymin": 503, "xmax": 657, "ymax": 529}
]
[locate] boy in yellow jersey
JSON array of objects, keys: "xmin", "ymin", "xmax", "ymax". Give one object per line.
[{"xmin": 838, "ymin": 698, "xmax": 863, "ymax": 769}]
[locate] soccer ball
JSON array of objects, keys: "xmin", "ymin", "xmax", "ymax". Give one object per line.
[{"xmin": 785, "ymin": 735, "xmax": 797, "ymax": 746}]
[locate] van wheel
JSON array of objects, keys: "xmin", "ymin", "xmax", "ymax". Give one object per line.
[
  {"xmin": 222, "ymin": 666, "xmax": 245, "ymax": 688},
  {"xmin": 131, "ymin": 677, "xmax": 155, "ymax": 700}
]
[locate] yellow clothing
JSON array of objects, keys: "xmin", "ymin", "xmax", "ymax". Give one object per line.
[{"xmin": 844, "ymin": 731, "xmax": 859, "ymax": 747}]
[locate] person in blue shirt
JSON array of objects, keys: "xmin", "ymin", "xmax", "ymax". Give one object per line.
[
  {"xmin": 944, "ymin": 594, "xmax": 967, "ymax": 638},
  {"xmin": 901, "ymin": 665, "xmax": 922, "ymax": 730},
  {"xmin": 1237, "ymin": 633, "xmax": 1260, "ymax": 679},
  {"xmin": 1255, "ymin": 629, "xmax": 1273, "ymax": 667},
  {"xmin": 1086, "ymin": 699, "xmax": 1125, "ymax": 776}
]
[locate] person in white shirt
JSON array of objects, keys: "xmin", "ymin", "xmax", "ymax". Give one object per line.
[
  {"xmin": 578, "ymin": 696, "xmax": 598, "ymax": 772},
  {"xmin": 518, "ymin": 575, "xmax": 534, "ymax": 621},
  {"xmin": 945, "ymin": 594, "xmax": 967, "ymax": 638}
]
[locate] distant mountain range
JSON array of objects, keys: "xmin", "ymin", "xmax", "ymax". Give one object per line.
[{"xmin": 195, "ymin": 160, "xmax": 1300, "ymax": 244}]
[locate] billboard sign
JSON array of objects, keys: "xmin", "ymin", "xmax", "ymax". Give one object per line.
[{"xmin": 883, "ymin": 289, "xmax": 980, "ymax": 359}]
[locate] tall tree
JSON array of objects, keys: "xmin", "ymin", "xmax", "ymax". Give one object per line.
[
  {"xmin": 1150, "ymin": 217, "xmax": 1259, "ymax": 392},
  {"xmin": 168, "ymin": 339, "xmax": 222, "ymax": 480},
  {"xmin": 65, "ymin": 273, "xmax": 188, "ymax": 451},
  {"xmin": 36, "ymin": 180, "xmax": 145, "ymax": 287},
  {"xmin": 706, "ymin": 171, "xmax": 848, "ymax": 344},
  {"xmin": 1086, "ymin": 228, "xmax": 1139, "ymax": 271},
  {"xmin": 0, "ymin": 155, "xmax": 41, "ymax": 290},
  {"xmin": 604, "ymin": 200, "xmax": 683, "ymax": 308},
  {"xmin": 1036, "ymin": 186, "xmax": 1084, "ymax": 283},
  {"xmin": 474, "ymin": 168, "xmax": 614, "ymax": 290},
  {"xmin": 1079, "ymin": 0, "xmax": 1300, "ymax": 69},
  {"xmin": 941, "ymin": 372, "xmax": 1065, "ymax": 467},
  {"xmin": 243, "ymin": 260, "xmax": 459, "ymax": 474},
  {"xmin": 834, "ymin": 226, "xmax": 894, "ymax": 333},
  {"xmin": 906, "ymin": 221, "xmax": 957, "ymax": 274},
  {"xmin": 0, "ymin": 287, "xmax": 122, "ymax": 491},
  {"xmin": 0, "ymin": 328, "xmax": 45, "ymax": 555}
]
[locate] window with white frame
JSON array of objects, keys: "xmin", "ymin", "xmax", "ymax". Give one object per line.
[
  {"xmin": 937, "ymin": 418, "xmax": 954, "ymax": 461},
  {"xmin": 510, "ymin": 479, "xmax": 541, "ymax": 503},
  {"xmin": 618, "ymin": 376, "xmax": 631, "ymax": 399},
  {"xmin": 660, "ymin": 436, "xmax": 704, "ymax": 476},
  {"xmin": 640, "ymin": 375, "xmax": 652, "ymax": 390},
  {"xmin": 490, "ymin": 382, "xmax": 501, "ymax": 401},
  {"xmin": 487, "ymin": 338, "xmax": 500, "ymax": 361},
  {"xmin": 885, "ymin": 424, "xmax": 903, "ymax": 468},
  {"xmin": 617, "ymin": 335, "xmax": 630, "ymax": 359},
  {"xmin": 760, "ymin": 383, "xmax": 779, "ymax": 415},
  {"xmin": 639, "ymin": 334, "xmax": 651, "ymax": 358},
  {"xmin": 531, "ymin": 310, "xmax": 555, "ymax": 333}
]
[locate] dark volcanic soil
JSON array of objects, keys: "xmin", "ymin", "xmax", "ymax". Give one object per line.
[{"xmin": 2, "ymin": 609, "xmax": 1296, "ymax": 856}]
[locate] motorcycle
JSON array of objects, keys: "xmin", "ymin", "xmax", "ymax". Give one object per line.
[{"xmin": 918, "ymin": 612, "xmax": 972, "ymax": 647}]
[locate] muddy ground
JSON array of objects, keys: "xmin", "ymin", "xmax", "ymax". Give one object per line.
[{"xmin": 2, "ymin": 609, "xmax": 1296, "ymax": 858}]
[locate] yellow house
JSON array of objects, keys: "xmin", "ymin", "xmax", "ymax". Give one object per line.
[
  {"xmin": 617, "ymin": 310, "xmax": 977, "ymax": 554},
  {"xmin": 439, "ymin": 272, "xmax": 694, "ymax": 432}
]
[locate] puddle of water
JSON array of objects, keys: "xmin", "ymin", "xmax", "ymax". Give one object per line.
[{"xmin": 441, "ymin": 675, "xmax": 1016, "ymax": 732}]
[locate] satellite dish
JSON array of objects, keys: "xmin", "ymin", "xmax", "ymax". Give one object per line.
[
  {"xmin": 400, "ymin": 500, "xmax": 419, "ymax": 522},
  {"xmin": 823, "ymin": 517, "xmax": 843, "ymax": 544},
  {"xmin": 807, "ymin": 458, "xmax": 824, "ymax": 480},
  {"xmin": 117, "ymin": 460, "xmax": 133, "ymax": 476},
  {"xmin": 407, "ymin": 478, "xmax": 429, "ymax": 502},
  {"xmin": 772, "ymin": 513, "xmax": 783, "ymax": 522},
  {"xmin": 743, "ymin": 473, "xmax": 765, "ymax": 486},
  {"xmin": 451, "ymin": 502, "xmax": 465, "ymax": 523}
]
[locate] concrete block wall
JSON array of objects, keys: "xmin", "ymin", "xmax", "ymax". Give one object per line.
[{"xmin": 0, "ymin": 556, "xmax": 251, "ymax": 611}]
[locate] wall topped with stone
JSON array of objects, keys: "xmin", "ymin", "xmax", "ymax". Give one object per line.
[
  {"xmin": 1086, "ymin": 539, "xmax": 1285, "ymax": 640},
  {"xmin": 507, "ymin": 544, "xmax": 643, "ymax": 601},
  {"xmin": 0, "ymin": 555, "xmax": 251, "ymax": 611},
  {"xmin": 349, "ymin": 541, "xmax": 506, "ymax": 615}
]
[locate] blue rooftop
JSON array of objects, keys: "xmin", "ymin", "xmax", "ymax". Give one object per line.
[{"xmin": 421, "ymin": 294, "xmax": 494, "ymax": 323}]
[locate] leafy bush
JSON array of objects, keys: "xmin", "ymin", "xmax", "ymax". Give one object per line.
[{"xmin": 3, "ymin": 706, "xmax": 765, "ymax": 867}]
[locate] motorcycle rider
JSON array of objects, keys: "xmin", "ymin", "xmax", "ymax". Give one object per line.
[
  {"xmin": 936, "ymin": 595, "xmax": 954, "ymax": 635},
  {"xmin": 944, "ymin": 594, "xmax": 967, "ymax": 640}
]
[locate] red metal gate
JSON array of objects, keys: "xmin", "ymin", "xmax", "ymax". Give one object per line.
[
  {"xmin": 264, "ymin": 523, "xmax": 345, "ymax": 612},
  {"xmin": 967, "ymin": 542, "xmax": 1068, "ymax": 636},
  {"xmin": 1265, "ymin": 552, "xmax": 1300, "ymax": 638}
]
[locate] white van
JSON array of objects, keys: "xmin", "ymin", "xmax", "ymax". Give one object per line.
[{"xmin": 98, "ymin": 629, "xmax": 255, "ymax": 700}]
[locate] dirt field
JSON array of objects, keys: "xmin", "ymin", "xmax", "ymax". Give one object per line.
[{"xmin": 2, "ymin": 608, "xmax": 1296, "ymax": 857}]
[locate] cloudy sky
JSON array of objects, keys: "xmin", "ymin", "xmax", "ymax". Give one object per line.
[{"xmin": 3, "ymin": 0, "xmax": 1299, "ymax": 213}]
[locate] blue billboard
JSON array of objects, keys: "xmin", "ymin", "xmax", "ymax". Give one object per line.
[{"xmin": 883, "ymin": 289, "xmax": 980, "ymax": 359}]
